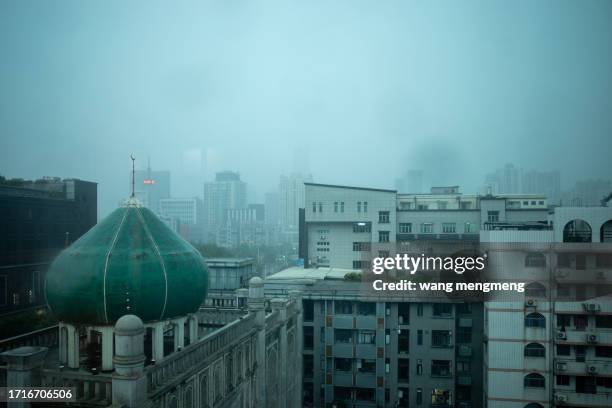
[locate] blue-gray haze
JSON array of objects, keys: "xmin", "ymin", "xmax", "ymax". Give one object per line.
[{"xmin": 1, "ymin": 0, "xmax": 611, "ymax": 217}]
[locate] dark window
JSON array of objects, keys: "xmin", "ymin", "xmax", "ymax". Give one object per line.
[
  {"xmin": 525, "ymin": 253, "xmax": 546, "ymax": 267},
  {"xmin": 398, "ymin": 303, "xmax": 410, "ymax": 324},
  {"xmin": 334, "ymin": 358, "xmax": 351, "ymax": 371},
  {"xmin": 433, "ymin": 303, "xmax": 452, "ymax": 317},
  {"xmin": 357, "ymin": 302, "xmax": 376, "ymax": 315},
  {"xmin": 431, "ymin": 360, "xmax": 452, "ymax": 377},
  {"xmin": 358, "ymin": 359, "xmax": 375, "ymax": 373},
  {"xmin": 304, "ymin": 326, "xmax": 313, "ymax": 349},
  {"xmin": 399, "ymin": 223, "xmax": 412, "ymax": 233},
  {"xmin": 432, "ymin": 330, "xmax": 452, "ymax": 347},
  {"xmin": 524, "ymin": 373, "xmax": 545, "ymax": 388},
  {"xmin": 379, "ymin": 211, "xmax": 390, "ymax": 223},
  {"xmin": 335, "ymin": 301, "xmax": 353, "ymax": 315},
  {"xmin": 334, "ymin": 329, "xmax": 352, "ymax": 344},
  {"xmin": 417, "ymin": 330, "xmax": 423, "ymax": 345},
  {"xmin": 524, "ymin": 343, "xmax": 545, "ymax": 358},
  {"xmin": 525, "ymin": 282, "xmax": 546, "ymax": 297},
  {"xmin": 487, "ymin": 211, "xmax": 499, "ymax": 223},
  {"xmin": 525, "ymin": 313, "xmax": 546, "ymax": 328},
  {"xmin": 556, "ymin": 375, "xmax": 570, "ymax": 386},
  {"xmin": 353, "ymin": 223, "xmax": 371, "ymax": 233},
  {"xmin": 556, "ymin": 345, "xmax": 571, "ymax": 356},
  {"xmin": 596, "ymin": 315, "xmax": 612, "ymax": 329},
  {"xmin": 398, "ymin": 358, "xmax": 409, "ymax": 381},
  {"xmin": 595, "ymin": 346, "xmax": 612, "ymax": 358},
  {"xmin": 378, "ymin": 231, "xmax": 390, "ymax": 243},
  {"xmin": 355, "ymin": 388, "xmax": 375, "ymax": 402}
]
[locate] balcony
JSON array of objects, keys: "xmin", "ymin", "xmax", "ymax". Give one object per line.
[
  {"xmin": 557, "ymin": 391, "xmax": 612, "ymax": 407},
  {"xmin": 555, "ymin": 329, "xmax": 612, "ymax": 346},
  {"xmin": 555, "ymin": 267, "xmax": 611, "ymax": 283},
  {"xmin": 555, "ymin": 359, "xmax": 612, "ymax": 377}
]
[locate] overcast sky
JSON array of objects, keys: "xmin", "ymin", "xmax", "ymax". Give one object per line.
[{"xmin": 1, "ymin": 0, "xmax": 611, "ymax": 217}]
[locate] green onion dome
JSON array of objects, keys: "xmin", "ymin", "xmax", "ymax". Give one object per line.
[{"xmin": 45, "ymin": 198, "xmax": 208, "ymax": 325}]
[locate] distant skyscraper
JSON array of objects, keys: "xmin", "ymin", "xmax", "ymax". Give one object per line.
[
  {"xmin": 562, "ymin": 178, "xmax": 612, "ymax": 207},
  {"xmin": 279, "ymin": 173, "xmax": 312, "ymax": 231},
  {"xmin": 395, "ymin": 169, "xmax": 423, "ymax": 193},
  {"xmin": 265, "ymin": 191, "xmax": 280, "ymax": 226},
  {"xmin": 159, "ymin": 197, "xmax": 204, "ymax": 243},
  {"xmin": 484, "ymin": 163, "xmax": 522, "ymax": 194},
  {"xmin": 522, "ymin": 169, "xmax": 561, "ymax": 205},
  {"xmin": 203, "ymin": 171, "xmax": 247, "ymax": 231},
  {"xmin": 133, "ymin": 162, "xmax": 170, "ymax": 214}
]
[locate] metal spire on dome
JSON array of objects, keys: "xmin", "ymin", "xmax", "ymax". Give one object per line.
[{"xmin": 130, "ymin": 154, "xmax": 136, "ymax": 198}]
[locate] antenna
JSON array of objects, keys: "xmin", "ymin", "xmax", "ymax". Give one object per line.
[{"xmin": 130, "ymin": 154, "xmax": 136, "ymax": 198}]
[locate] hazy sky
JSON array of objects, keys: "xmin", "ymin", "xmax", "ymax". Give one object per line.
[{"xmin": 1, "ymin": 0, "xmax": 611, "ymax": 217}]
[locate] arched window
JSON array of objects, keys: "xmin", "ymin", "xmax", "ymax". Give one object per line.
[
  {"xmin": 525, "ymin": 313, "xmax": 546, "ymax": 328},
  {"xmin": 524, "ymin": 404, "xmax": 544, "ymax": 408},
  {"xmin": 524, "ymin": 373, "xmax": 545, "ymax": 388},
  {"xmin": 563, "ymin": 219, "xmax": 592, "ymax": 243},
  {"xmin": 601, "ymin": 220, "xmax": 612, "ymax": 243},
  {"xmin": 525, "ymin": 253, "xmax": 546, "ymax": 268},
  {"xmin": 184, "ymin": 385, "xmax": 193, "ymax": 408},
  {"xmin": 525, "ymin": 282, "xmax": 547, "ymax": 298},
  {"xmin": 524, "ymin": 343, "xmax": 545, "ymax": 358}
]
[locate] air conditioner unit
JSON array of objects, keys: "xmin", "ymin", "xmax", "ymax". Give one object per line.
[
  {"xmin": 582, "ymin": 303, "xmax": 601, "ymax": 312},
  {"xmin": 555, "ymin": 394, "xmax": 568, "ymax": 404},
  {"xmin": 587, "ymin": 365, "xmax": 598, "ymax": 374},
  {"xmin": 525, "ymin": 298, "xmax": 537, "ymax": 307},
  {"xmin": 556, "ymin": 362, "xmax": 567, "ymax": 371},
  {"xmin": 587, "ymin": 333, "xmax": 598, "ymax": 344},
  {"xmin": 397, "ymin": 390, "xmax": 403, "ymax": 398},
  {"xmin": 556, "ymin": 331, "xmax": 567, "ymax": 340}
]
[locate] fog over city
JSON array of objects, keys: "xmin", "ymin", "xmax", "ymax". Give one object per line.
[{"xmin": 1, "ymin": 0, "xmax": 611, "ymax": 217}]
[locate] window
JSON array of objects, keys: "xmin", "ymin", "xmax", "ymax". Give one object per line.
[
  {"xmin": 335, "ymin": 329, "xmax": 352, "ymax": 344},
  {"xmin": 524, "ymin": 373, "xmax": 545, "ymax": 388},
  {"xmin": 487, "ymin": 211, "xmax": 499, "ymax": 223},
  {"xmin": 398, "ymin": 359, "xmax": 409, "ymax": 381},
  {"xmin": 416, "ymin": 388, "xmax": 422, "ymax": 405},
  {"xmin": 378, "ymin": 231, "xmax": 389, "ymax": 243},
  {"xmin": 357, "ymin": 201, "xmax": 361, "ymax": 212},
  {"xmin": 340, "ymin": 202, "xmax": 344, "ymax": 212},
  {"xmin": 398, "ymin": 331, "xmax": 409, "ymax": 353},
  {"xmin": 355, "ymin": 388, "xmax": 375, "ymax": 402},
  {"xmin": 538, "ymin": 201, "xmax": 544, "ymax": 205},
  {"xmin": 335, "ymin": 301, "xmax": 353, "ymax": 315},
  {"xmin": 417, "ymin": 303, "xmax": 423, "ymax": 316},
  {"xmin": 525, "ymin": 313, "xmax": 546, "ymax": 328},
  {"xmin": 431, "ymin": 360, "xmax": 452, "ymax": 377},
  {"xmin": 556, "ymin": 345, "xmax": 570, "ymax": 356},
  {"xmin": 312, "ymin": 202, "xmax": 316, "ymax": 213},
  {"xmin": 525, "ymin": 253, "xmax": 546, "ymax": 267},
  {"xmin": 464, "ymin": 222, "xmax": 478, "ymax": 233},
  {"xmin": 420, "ymin": 223, "xmax": 433, "ymax": 233},
  {"xmin": 353, "ymin": 223, "xmax": 371, "ymax": 233},
  {"xmin": 0, "ymin": 275, "xmax": 7, "ymax": 306},
  {"xmin": 357, "ymin": 302, "xmax": 376, "ymax": 315},
  {"xmin": 363, "ymin": 202, "xmax": 368, "ymax": 212},
  {"xmin": 456, "ymin": 361, "xmax": 471, "ymax": 373},
  {"xmin": 353, "ymin": 260, "xmax": 370, "ymax": 269},
  {"xmin": 334, "ymin": 202, "xmax": 338, "ymax": 212},
  {"xmin": 304, "ymin": 326, "xmax": 313, "ymax": 349},
  {"xmin": 417, "ymin": 330, "xmax": 423, "ymax": 345},
  {"xmin": 457, "ymin": 327, "xmax": 471, "ymax": 343},
  {"xmin": 335, "ymin": 358, "xmax": 351, "ymax": 371},
  {"xmin": 357, "ymin": 330, "xmax": 376, "ymax": 344},
  {"xmin": 416, "ymin": 360, "xmax": 423, "ymax": 375},
  {"xmin": 352, "ymin": 242, "xmax": 371, "ymax": 252},
  {"xmin": 433, "ymin": 303, "xmax": 452, "ymax": 317},
  {"xmin": 556, "ymin": 375, "xmax": 570, "ymax": 386},
  {"xmin": 595, "ymin": 346, "xmax": 612, "ymax": 358},
  {"xmin": 358, "ymin": 359, "xmax": 375, "ymax": 373},
  {"xmin": 378, "ymin": 250, "xmax": 390, "ymax": 258},
  {"xmin": 318, "ymin": 202, "xmax": 323, "ymax": 212},
  {"xmin": 442, "ymin": 223, "xmax": 456, "ymax": 233},
  {"xmin": 399, "ymin": 223, "xmax": 412, "ymax": 233},
  {"xmin": 596, "ymin": 315, "xmax": 612, "ymax": 329},
  {"xmin": 379, "ymin": 211, "xmax": 390, "ymax": 223},
  {"xmin": 432, "ymin": 330, "xmax": 452, "ymax": 347},
  {"xmin": 524, "ymin": 343, "xmax": 545, "ymax": 357},
  {"xmin": 525, "ymin": 282, "xmax": 546, "ymax": 297}
]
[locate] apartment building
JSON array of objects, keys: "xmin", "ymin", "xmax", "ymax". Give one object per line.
[
  {"xmin": 482, "ymin": 207, "xmax": 612, "ymax": 408},
  {"xmin": 265, "ymin": 268, "xmax": 484, "ymax": 408}
]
